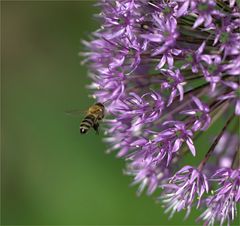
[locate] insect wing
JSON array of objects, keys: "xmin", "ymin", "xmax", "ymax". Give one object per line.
[{"xmin": 65, "ymin": 109, "xmax": 87, "ymax": 117}]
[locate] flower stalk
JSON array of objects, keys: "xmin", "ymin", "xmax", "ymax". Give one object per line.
[{"xmin": 198, "ymin": 113, "xmax": 235, "ymax": 171}]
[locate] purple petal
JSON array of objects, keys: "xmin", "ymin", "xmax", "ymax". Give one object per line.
[
  {"xmin": 167, "ymin": 89, "xmax": 177, "ymax": 107},
  {"xmin": 201, "ymin": 54, "xmax": 212, "ymax": 64},
  {"xmin": 177, "ymin": 84, "xmax": 184, "ymax": 101},
  {"xmin": 167, "ymin": 56, "xmax": 174, "ymax": 68},
  {"xmin": 203, "ymin": 175, "xmax": 209, "ymax": 193},
  {"xmin": 147, "ymin": 177, "xmax": 158, "ymax": 195},
  {"xmin": 192, "ymin": 96, "xmax": 204, "ymax": 111},
  {"xmin": 131, "ymin": 138, "xmax": 148, "ymax": 147},
  {"xmin": 109, "ymin": 56, "xmax": 125, "ymax": 69},
  {"xmin": 177, "ymin": 1, "xmax": 189, "ymax": 17},
  {"xmin": 157, "ymin": 55, "xmax": 166, "ymax": 69},
  {"xmin": 172, "ymin": 48, "xmax": 182, "ymax": 55},
  {"xmin": 177, "ymin": 165, "xmax": 193, "ymax": 174},
  {"xmin": 186, "ymin": 138, "xmax": 196, "ymax": 156},
  {"xmin": 181, "ymin": 110, "xmax": 197, "ymax": 115},
  {"xmin": 129, "ymin": 92, "xmax": 143, "ymax": 103},
  {"xmin": 204, "ymin": 15, "xmax": 212, "ymax": 27},
  {"xmin": 218, "ymin": 92, "xmax": 235, "ymax": 100},
  {"xmin": 189, "ymin": 181, "xmax": 196, "ymax": 201},
  {"xmin": 104, "ymin": 28, "xmax": 125, "ymax": 39},
  {"xmin": 172, "ymin": 139, "xmax": 183, "ymax": 152},
  {"xmin": 193, "ymin": 17, "xmax": 204, "ymax": 29},
  {"xmin": 152, "ymin": 46, "xmax": 168, "ymax": 56},
  {"xmin": 192, "ymin": 121, "xmax": 201, "ymax": 131},
  {"xmin": 197, "ymin": 42, "xmax": 206, "ymax": 55},
  {"xmin": 223, "ymin": 81, "xmax": 238, "ymax": 90},
  {"xmin": 236, "ymin": 187, "xmax": 240, "ymax": 201},
  {"xmin": 235, "ymin": 99, "xmax": 240, "ymax": 115},
  {"xmin": 141, "ymin": 34, "xmax": 163, "ymax": 42},
  {"xmin": 201, "ymin": 116, "xmax": 211, "ymax": 131}
]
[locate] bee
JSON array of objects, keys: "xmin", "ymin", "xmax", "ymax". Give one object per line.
[{"xmin": 79, "ymin": 102, "xmax": 105, "ymax": 134}]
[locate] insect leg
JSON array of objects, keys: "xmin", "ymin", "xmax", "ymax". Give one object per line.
[{"xmin": 93, "ymin": 122, "xmax": 100, "ymax": 135}]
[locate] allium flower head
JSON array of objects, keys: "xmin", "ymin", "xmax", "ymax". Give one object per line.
[{"xmin": 82, "ymin": 0, "xmax": 240, "ymax": 225}]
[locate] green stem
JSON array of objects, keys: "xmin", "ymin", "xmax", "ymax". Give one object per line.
[{"xmin": 198, "ymin": 113, "xmax": 235, "ymax": 171}]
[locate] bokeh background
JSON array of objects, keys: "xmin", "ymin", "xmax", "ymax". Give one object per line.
[{"xmin": 1, "ymin": 1, "xmax": 239, "ymax": 225}]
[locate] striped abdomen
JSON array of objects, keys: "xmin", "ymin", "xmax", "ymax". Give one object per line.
[{"xmin": 80, "ymin": 114, "xmax": 95, "ymax": 134}]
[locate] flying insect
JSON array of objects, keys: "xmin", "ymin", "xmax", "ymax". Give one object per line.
[{"xmin": 79, "ymin": 102, "xmax": 105, "ymax": 134}]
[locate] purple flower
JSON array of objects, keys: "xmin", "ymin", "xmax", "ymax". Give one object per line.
[
  {"xmin": 147, "ymin": 0, "xmax": 178, "ymax": 19},
  {"xmin": 192, "ymin": 0, "xmax": 224, "ymax": 29},
  {"xmin": 141, "ymin": 15, "xmax": 178, "ymax": 53},
  {"xmin": 127, "ymin": 120, "xmax": 195, "ymax": 168},
  {"xmin": 82, "ymin": 0, "xmax": 240, "ymax": 225},
  {"xmin": 160, "ymin": 69, "xmax": 185, "ymax": 106},
  {"xmin": 141, "ymin": 15, "xmax": 180, "ymax": 69},
  {"xmin": 125, "ymin": 156, "xmax": 170, "ymax": 195},
  {"xmin": 161, "ymin": 166, "xmax": 208, "ymax": 218},
  {"xmin": 97, "ymin": 0, "xmax": 142, "ymax": 40},
  {"xmin": 200, "ymin": 54, "xmax": 224, "ymax": 91},
  {"xmin": 181, "ymin": 96, "xmax": 211, "ymax": 131},
  {"xmin": 199, "ymin": 168, "xmax": 240, "ymax": 226},
  {"xmin": 213, "ymin": 21, "xmax": 240, "ymax": 57},
  {"xmin": 129, "ymin": 134, "xmax": 177, "ymax": 166},
  {"xmin": 176, "ymin": 0, "xmax": 197, "ymax": 17},
  {"xmin": 218, "ymin": 81, "xmax": 240, "ymax": 115},
  {"xmin": 116, "ymin": 90, "xmax": 165, "ymax": 124},
  {"xmin": 181, "ymin": 41, "xmax": 206, "ymax": 73},
  {"xmin": 223, "ymin": 54, "xmax": 240, "ymax": 75},
  {"xmin": 228, "ymin": 0, "xmax": 238, "ymax": 7},
  {"xmin": 156, "ymin": 121, "xmax": 196, "ymax": 156}
]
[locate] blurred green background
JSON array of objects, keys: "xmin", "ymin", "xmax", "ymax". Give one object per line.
[{"xmin": 1, "ymin": 1, "xmax": 238, "ymax": 225}]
